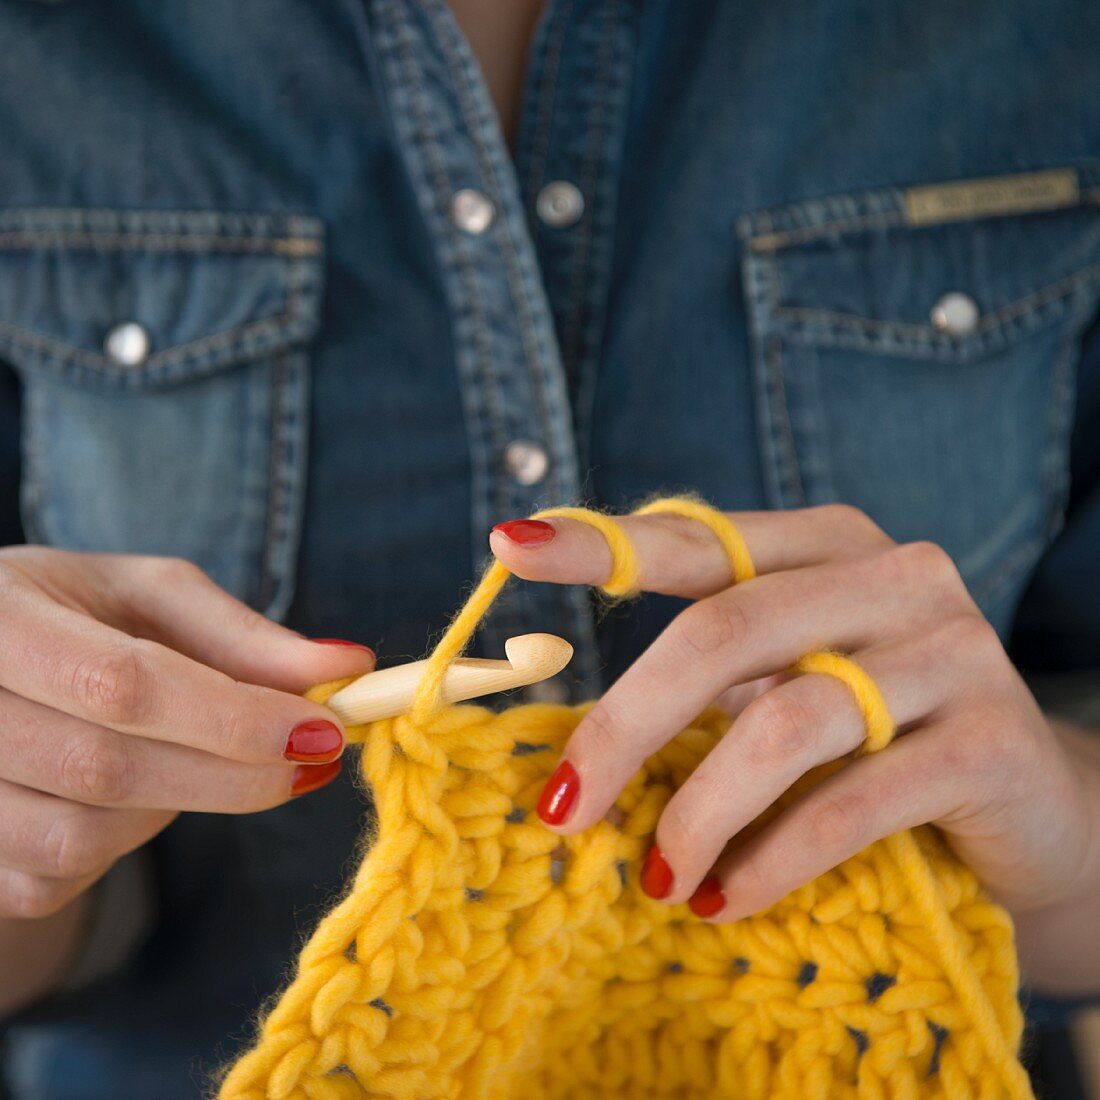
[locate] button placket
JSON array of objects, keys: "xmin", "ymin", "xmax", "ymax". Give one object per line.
[
  {"xmin": 371, "ymin": 0, "xmax": 600, "ymax": 691},
  {"xmin": 514, "ymin": 0, "xmax": 638, "ymax": 475}
]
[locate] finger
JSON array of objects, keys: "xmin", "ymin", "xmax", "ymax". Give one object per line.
[
  {"xmin": 712, "ymin": 673, "xmax": 787, "ymax": 720},
  {"xmin": 89, "ymin": 554, "xmax": 375, "ymax": 692},
  {"xmin": 649, "ymin": 626, "xmax": 975, "ymax": 904},
  {"xmin": 0, "ymin": 583, "xmax": 355, "ymax": 764},
  {"xmin": 490, "ymin": 503, "xmax": 891, "ymax": 599},
  {"xmin": 0, "ymin": 687, "xmax": 341, "ymax": 812},
  {"xmin": 539, "ymin": 546, "xmax": 973, "ymax": 833},
  {"xmin": 687, "ymin": 724, "xmax": 966, "ymax": 922},
  {"xmin": 0, "ymin": 777, "xmax": 172, "ymax": 880},
  {"xmin": 0, "ymin": 865, "xmax": 102, "ymax": 919}
]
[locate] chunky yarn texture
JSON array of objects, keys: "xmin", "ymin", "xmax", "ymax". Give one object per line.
[{"xmin": 218, "ymin": 498, "xmax": 1030, "ymax": 1100}]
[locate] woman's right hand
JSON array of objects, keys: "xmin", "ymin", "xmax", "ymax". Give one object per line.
[{"xmin": 0, "ymin": 546, "xmax": 375, "ymax": 921}]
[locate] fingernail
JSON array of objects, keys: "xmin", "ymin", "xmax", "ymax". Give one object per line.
[
  {"xmin": 536, "ymin": 760, "xmax": 579, "ymax": 825},
  {"xmin": 283, "ymin": 719, "xmax": 344, "ymax": 763},
  {"xmin": 290, "ymin": 760, "xmax": 342, "ymax": 797},
  {"xmin": 689, "ymin": 875, "xmax": 726, "ymax": 918},
  {"xmin": 641, "ymin": 844, "xmax": 674, "ymax": 900},
  {"xmin": 491, "ymin": 519, "xmax": 556, "ymax": 547},
  {"xmin": 311, "ymin": 638, "xmax": 375, "ymax": 657}
]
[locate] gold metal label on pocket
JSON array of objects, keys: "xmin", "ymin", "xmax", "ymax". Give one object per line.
[{"xmin": 903, "ymin": 168, "xmax": 1079, "ymax": 227}]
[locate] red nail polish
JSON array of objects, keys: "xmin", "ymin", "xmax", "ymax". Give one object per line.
[
  {"xmin": 641, "ymin": 844, "xmax": 674, "ymax": 900},
  {"xmin": 491, "ymin": 519, "xmax": 556, "ymax": 547},
  {"xmin": 689, "ymin": 875, "xmax": 726, "ymax": 918},
  {"xmin": 291, "ymin": 760, "xmax": 342, "ymax": 797},
  {"xmin": 284, "ymin": 719, "xmax": 344, "ymax": 763},
  {"xmin": 311, "ymin": 638, "xmax": 375, "ymax": 657},
  {"xmin": 537, "ymin": 760, "xmax": 579, "ymax": 825}
]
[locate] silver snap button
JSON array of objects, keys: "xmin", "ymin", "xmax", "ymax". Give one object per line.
[
  {"xmin": 930, "ymin": 292, "xmax": 980, "ymax": 337},
  {"xmin": 536, "ymin": 181, "xmax": 585, "ymax": 228},
  {"xmin": 451, "ymin": 189, "xmax": 495, "ymax": 235},
  {"xmin": 524, "ymin": 676, "xmax": 570, "ymax": 705},
  {"xmin": 103, "ymin": 322, "xmax": 151, "ymax": 366},
  {"xmin": 504, "ymin": 439, "xmax": 549, "ymax": 486}
]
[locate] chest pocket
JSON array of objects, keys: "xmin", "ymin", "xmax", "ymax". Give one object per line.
[
  {"xmin": 0, "ymin": 208, "xmax": 324, "ymax": 618},
  {"xmin": 740, "ymin": 167, "xmax": 1100, "ymax": 629}
]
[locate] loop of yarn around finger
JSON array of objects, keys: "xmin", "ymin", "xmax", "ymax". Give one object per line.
[
  {"xmin": 794, "ymin": 650, "xmax": 897, "ymax": 754},
  {"xmin": 633, "ymin": 494, "xmax": 757, "ymax": 585}
]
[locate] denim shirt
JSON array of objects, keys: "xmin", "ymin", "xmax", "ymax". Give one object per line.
[{"xmin": 1, "ymin": 1, "xmax": 1099, "ymax": 1096}]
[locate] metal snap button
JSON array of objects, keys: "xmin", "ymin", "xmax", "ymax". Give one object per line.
[
  {"xmin": 103, "ymin": 322, "xmax": 151, "ymax": 367},
  {"xmin": 930, "ymin": 292, "xmax": 980, "ymax": 337},
  {"xmin": 536, "ymin": 181, "xmax": 585, "ymax": 228},
  {"xmin": 451, "ymin": 189, "xmax": 496, "ymax": 235},
  {"xmin": 504, "ymin": 440, "xmax": 549, "ymax": 486}
]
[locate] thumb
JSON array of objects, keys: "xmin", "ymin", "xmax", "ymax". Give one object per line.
[{"xmin": 102, "ymin": 555, "xmax": 375, "ymax": 693}]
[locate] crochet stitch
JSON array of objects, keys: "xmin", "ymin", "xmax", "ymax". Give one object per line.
[{"xmin": 218, "ymin": 498, "xmax": 1030, "ymax": 1100}]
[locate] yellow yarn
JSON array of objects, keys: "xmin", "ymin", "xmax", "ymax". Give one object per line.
[
  {"xmin": 532, "ymin": 505, "xmax": 644, "ymax": 597},
  {"xmin": 634, "ymin": 495, "xmax": 757, "ymax": 585},
  {"xmin": 217, "ymin": 498, "xmax": 1031, "ymax": 1100},
  {"xmin": 793, "ymin": 652, "xmax": 895, "ymax": 755}
]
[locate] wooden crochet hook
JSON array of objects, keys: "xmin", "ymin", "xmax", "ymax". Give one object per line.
[{"xmin": 323, "ymin": 634, "xmax": 574, "ymax": 725}]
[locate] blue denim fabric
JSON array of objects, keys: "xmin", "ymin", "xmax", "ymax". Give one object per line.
[{"xmin": 0, "ymin": 1, "xmax": 1098, "ymax": 1095}]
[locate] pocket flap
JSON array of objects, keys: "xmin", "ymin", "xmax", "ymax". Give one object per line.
[
  {"xmin": 739, "ymin": 166, "xmax": 1100, "ymax": 360},
  {"xmin": 0, "ymin": 208, "xmax": 324, "ymax": 388}
]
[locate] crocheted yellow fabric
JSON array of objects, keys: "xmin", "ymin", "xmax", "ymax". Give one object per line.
[{"xmin": 218, "ymin": 498, "xmax": 1030, "ymax": 1100}]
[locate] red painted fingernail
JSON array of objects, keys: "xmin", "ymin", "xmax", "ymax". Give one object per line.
[
  {"xmin": 537, "ymin": 760, "xmax": 579, "ymax": 825},
  {"xmin": 641, "ymin": 844, "xmax": 674, "ymax": 900},
  {"xmin": 689, "ymin": 875, "xmax": 726, "ymax": 918},
  {"xmin": 290, "ymin": 760, "xmax": 342, "ymax": 797},
  {"xmin": 491, "ymin": 519, "xmax": 556, "ymax": 547},
  {"xmin": 283, "ymin": 719, "xmax": 344, "ymax": 763},
  {"xmin": 311, "ymin": 638, "xmax": 375, "ymax": 657}
]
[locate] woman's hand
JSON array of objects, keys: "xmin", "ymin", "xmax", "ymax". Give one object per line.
[
  {"xmin": 489, "ymin": 506, "xmax": 1100, "ymax": 935},
  {"xmin": 0, "ymin": 547, "xmax": 374, "ymax": 922}
]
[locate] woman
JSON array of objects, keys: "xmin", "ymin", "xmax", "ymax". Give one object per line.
[{"xmin": 0, "ymin": 0, "xmax": 1098, "ymax": 1095}]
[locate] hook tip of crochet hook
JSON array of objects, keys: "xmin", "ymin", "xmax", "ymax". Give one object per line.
[{"xmin": 503, "ymin": 633, "xmax": 574, "ymax": 681}]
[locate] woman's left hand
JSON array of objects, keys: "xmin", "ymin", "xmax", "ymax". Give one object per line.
[{"xmin": 489, "ymin": 505, "xmax": 1100, "ymax": 924}]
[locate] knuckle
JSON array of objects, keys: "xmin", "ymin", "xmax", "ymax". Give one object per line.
[
  {"xmin": 894, "ymin": 540, "xmax": 963, "ymax": 591},
  {"xmin": 0, "ymin": 558, "xmax": 20, "ymax": 596},
  {"xmin": 674, "ymin": 596, "xmax": 750, "ymax": 662},
  {"xmin": 56, "ymin": 733, "xmax": 134, "ymax": 804},
  {"xmin": 66, "ymin": 644, "xmax": 154, "ymax": 727},
  {"xmin": 37, "ymin": 814, "xmax": 102, "ymax": 879},
  {"xmin": 806, "ymin": 790, "xmax": 871, "ymax": 853},
  {"xmin": 576, "ymin": 702, "xmax": 629, "ymax": 761},
  {"xmin": 659, "ymin": 793, "xmax": 709, "ymax": 857},
  {"xmin": 3, "ymin": 873, "xmax": 71, "ymax": 920},
  {"xmin": 943, "ymin": 613, "xmax": 1003, "ymax": 665},
  {"xmin": 234, "ymin": 767, "xmax": 293, "ymax": 814},
  {"xmin": 227, "ymin": 599, "xmax": 279, "ymax": 639},
  {"xmin": 149, "ymin": 555, "xmax": 206, "ymax": 586},
  {"xmin": 729, "ymin": 854, "xmax": 773, "ymax": 913},
  {"xmin": 816, "ymin": 503, "xmax": 887, "ymax": 543},
  {"xmin": 220, "ymin": 699, "xmax": 266, "ymax": 762},
  {"xmin": 743, "ymin": 692, "xmax": 818, "ymax": 767}
]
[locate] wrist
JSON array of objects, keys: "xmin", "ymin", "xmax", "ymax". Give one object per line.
[
  {"xmin": 0, "ymin": 891, "xmax": 93, "ymax": 1017},
  {"xmin": 1012, "ymin": 722, "xmax": 1100, "ymax": 997}
]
